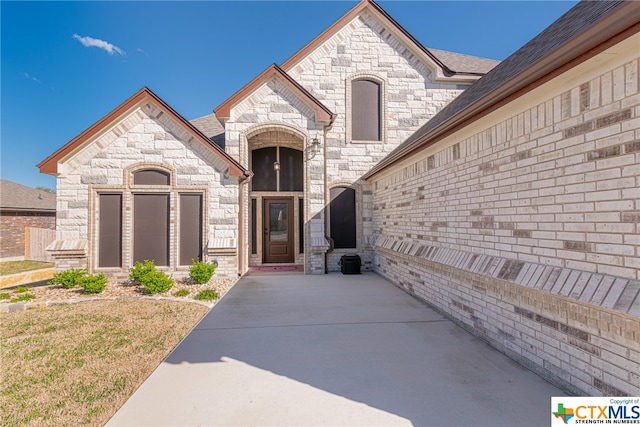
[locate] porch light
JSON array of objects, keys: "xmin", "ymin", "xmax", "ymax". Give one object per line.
[
  {"xmin": 273, "ymin": 161, "xmax": 280, "ymax": 171},
  {"xmin": 309, "ymin": 137, "xmax": 321, "ymax": 157}
]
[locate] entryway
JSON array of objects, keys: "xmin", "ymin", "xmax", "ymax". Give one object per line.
[{"xmin": 263, "ymin": 197, "xmax": 294, "ymax": 263}]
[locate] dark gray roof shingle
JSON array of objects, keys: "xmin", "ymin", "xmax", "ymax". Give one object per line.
[
  {"xmin": 0, "ymin": 179, "xmax": 56, "ymax": 212},
  {"xmin": 428, "ymin": 48, "xmax": 499, "ymax": 75},
  {"xmin": 190, "ymin": 113, "xmax": 226, "ymax": 149}
]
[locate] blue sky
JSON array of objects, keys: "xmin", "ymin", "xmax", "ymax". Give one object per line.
[{"xmin": 2, "ymin": 0, "xmax": 578, "ymax": 190}]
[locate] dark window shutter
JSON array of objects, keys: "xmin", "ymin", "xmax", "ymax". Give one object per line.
[
  {"xmin": 329, "ymin": 187, "xmax": 357, "ymax": 249},
  {"xmin": 98, "ymin": 194, "xmax": 122, "ymax": 268},
  {"xmin": 352, "ymin": 79, "xmax": 380, "ymax": 141},
  {"xmin": 251, "ymin": 147, "xmax": 277, "ymax": 191},
  {"xmin": 179, "ymin": 194, "xmax": 202, "ymax": 265}
]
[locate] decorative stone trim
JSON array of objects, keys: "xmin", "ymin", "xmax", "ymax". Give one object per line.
[{"xmin": 374, "ymin": 236, "xmax": 640, "ymax": 317}]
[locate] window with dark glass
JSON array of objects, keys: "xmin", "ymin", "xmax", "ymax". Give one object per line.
[
  {"xmin": 352, "ymin": 79, "xmax": 381, "ymax": 141},
  {"xmin": 251, "ymin": 147, "xmax": 277, "ymax": 191},
  {"xmin": 98, "ymin": 194, "xmax": 122, "ymax": 268},
  {"xmin": 329, "ymin": 187, "xmax": 356, "ymax": 249},
  {"xmin": 179, "ymin": 194, "xmax": 203, "ymax": 265},
  {"xmin": 133, "ymin": 169, "xmax": 170, "ymax": 185},
  {"xmin": 251, "ymin": 147, "xmax": 303, "ymax": 192},
  {"xmin": 133, "ymin": 193, "xmax": 170, "ymax": 266}
]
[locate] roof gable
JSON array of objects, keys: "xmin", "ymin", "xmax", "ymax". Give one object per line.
[
  {"xmin": 215, "ymin": 0, "xmax": 498, "ymax": 120},
  {"xmin": 39, "ymin": 87, "xmax": 248, "ymax": 178},
  {"xmin": 280, "ymin": 0, "xmax": 496, "ymax": 80},
  {"xmin": 214, "ymin": 64, "xmax": 335, "ymax": 123}
]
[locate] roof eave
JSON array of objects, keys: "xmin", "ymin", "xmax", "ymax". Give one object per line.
[{"xmin": 363, "ymin": 2, "xmax": 640, "ymax": 180}]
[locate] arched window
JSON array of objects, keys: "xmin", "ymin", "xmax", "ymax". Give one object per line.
[
  {"xmin": 133, "ymin": 169, "xmax": 170, "ymax": 185},
  {"xmin": 329, "ymin": 186, "xmax": 357, "ymax": 249},
  {"xmin": 251, "ymin": 147, "xmax": 303, "ymax": 192},
  {"xmin": 351, "ymin": 79, "xmax": 381, "ymax": 141}
]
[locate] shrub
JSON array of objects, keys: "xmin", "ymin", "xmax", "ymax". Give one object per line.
[
  {"xmin": 10, "ymin": 293, "xmax": 35, "ymax": 303},
  {"xmin": 49, "ymin": 268, "xmax": 87, "ymax": 289},
  {"xmin": 79, "ymin": 273, "xmax": 107, "ymax": 294},
  {"xmin": 0, "ymin": 292, "xmax": 11, "ymax": 300},
  {"xmin": 141, "ymin": 270, "xmax": 173, "ymax": 295},
  {"xmin": 194, "ymin": 289, "xmax": 219, "ymax": 301},
  {"xmin": 173, "ymin": 289, "xmax": 189, "ymax": 298},
  {"xmin": 129, "ymin": 260, "xmax": 156, "ymax": 283},
  {"xmin": 189, "ymin": 260, "xmax": 216, "ymax": 284},
  {"xmin": 13, "ymin": 286, "xmax": 30, "ymax": 293}
]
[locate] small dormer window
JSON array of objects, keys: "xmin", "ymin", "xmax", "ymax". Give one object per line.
[{"xmin": 133, "ymin": 169, "xmax": 170, "ymax": 185}]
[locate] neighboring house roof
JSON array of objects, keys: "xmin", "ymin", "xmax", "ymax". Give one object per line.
[
  {"xmin": 0, "ymin": 179, "xmax": 56, "ymax": 213},
  {"xmin": 215, "ymin": 0, "xmax": 498, "ymax": 120},
  {"xmin": 190, "ymin": 113, "xmax": 226, "ymax": 149},
  {"xmin": 364, "ymin": 0, "xmax": 640, "ymax": 179},
  {"xmin": 215, "ymin": 64, "xmax": 336, "ymax": 124},
  {"xmin": 38, "ymin": 87, "xmax": 250, "ymax": 179}
]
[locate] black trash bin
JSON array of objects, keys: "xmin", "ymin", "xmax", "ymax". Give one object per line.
[{"xmin": 340, "ymin": 254, "xmax": 361, "ymax": 274}]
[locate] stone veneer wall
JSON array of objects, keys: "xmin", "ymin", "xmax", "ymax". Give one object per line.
[
  {"xmin": 0, "ymin": 212, "xmax": 55, "ymax": 260},
  {"xmin": 52, "ymin": 103, "xmax": 241, "ymax": 277},
  {"xmin": 225, "ymin": 11, "xmax": 467, "ymax": 273},
  {"xmin": 370, "ymin": 55, "xmax": 640, "ymax": 395}
]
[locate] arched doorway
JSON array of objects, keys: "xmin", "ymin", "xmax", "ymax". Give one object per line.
[{"xmin": 248, "ymin": 129, "xmax": 305, "ymax": 265}]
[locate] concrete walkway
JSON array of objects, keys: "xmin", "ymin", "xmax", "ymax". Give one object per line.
[{"xmin": 107, "ymin": 273, "xmax": 565, "ymax": 426}]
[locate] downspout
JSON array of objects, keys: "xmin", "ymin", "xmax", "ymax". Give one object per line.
[{"xmin": 323, "ymin": 115, "xmax": 337, "ymax": 273}]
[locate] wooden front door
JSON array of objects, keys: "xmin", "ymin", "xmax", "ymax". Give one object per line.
[{"xmin": 263, "ymin": 198, "xmax": 294, "ymax": 263}]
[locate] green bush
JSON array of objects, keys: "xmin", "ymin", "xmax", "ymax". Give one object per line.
[
  {"xmin": 10, "ymin": 293, "xmax": 35, "ymax": 303},
  {"xmin": 0, "ymin": 292, "xmax": 11, "ymax": 300},
  {"xmin": 141, "ymin": 270, "xmax": 174, "ymax": 295},
  {"xmin": 13, "ymin": 286, "xmax": 30, "ymax": 293},
  {"xmin": 129, "ymin": 260, "xmax": 156, "ymax": 283},
  {"xmin": 194, "ymin": 289, "xmax": 219, "ymax": 301},
  {"xmin": 189, "ymin": 260, "xmax": 216, "ymax": 284},
  {"xmin": 79, "ymin": 273, "xmax": 107, "ymax": 294},
  {"xmin": 173, "ymin": 289, "xmax": 189, "ymax": 298},
  {"xmin": 49, "ymin": 268, "xmax": 87, "ymax": 289}
]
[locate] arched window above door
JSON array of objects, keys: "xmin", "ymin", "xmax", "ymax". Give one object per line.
[{"xmin": 251, "ymin": 147, "xmax": 303, "ymax": 192}]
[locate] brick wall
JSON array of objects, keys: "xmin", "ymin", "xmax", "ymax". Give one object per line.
[
  {"xmin": 370, "ymin": 49, "xmax": 640, "ymax": 395},
  {"xmin": 0, "ymin": 212, "xmax": 55, "ymax": 259}
]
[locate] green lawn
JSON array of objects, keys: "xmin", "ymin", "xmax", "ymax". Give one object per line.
[{"xmin": 0, "ymin": 261, "xmax": 54, "ymax": 276}]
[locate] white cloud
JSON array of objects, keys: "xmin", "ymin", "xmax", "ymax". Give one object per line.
[
  {"xmin": 24, "ymin": 73, "xmax": 41, "ymax": 83},
  {"xmin": 72, "ymin": 33, "xmax": 125, "ymax": 56}
]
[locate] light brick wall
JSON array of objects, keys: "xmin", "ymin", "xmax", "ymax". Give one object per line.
[
  {"xmin": 225, "ymin": 11, "xmax": 467, "ymax": 272},
  {"xmin": 370, "ymin": 51, "xmax": 640, "ymax": 395},
  {"xmin": 52, "ymin": 103, "xmax": 241, "ymax": 278}
]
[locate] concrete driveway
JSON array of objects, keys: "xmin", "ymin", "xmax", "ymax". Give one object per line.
[{"xmin": 107, "ymin": 273, "xmax": 566, "ymax": 426}]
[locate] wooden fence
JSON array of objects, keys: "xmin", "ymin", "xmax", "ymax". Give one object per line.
[{"xmin": 25, "ymin": 227, "xmax": 55, "ymax": 262}]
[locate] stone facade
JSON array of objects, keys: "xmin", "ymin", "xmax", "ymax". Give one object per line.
[
  {"xmin": 369, "ymin": 39, "xmax": 640, "ymax": 395},
  {"xmin": 222, "ymin": 9, "xmax": 470, "ymax": 273},
  {"xmin": 50, "ymin": 102, "xmax": 243, "ymax": 278}
]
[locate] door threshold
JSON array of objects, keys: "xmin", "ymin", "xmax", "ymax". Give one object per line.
[{"xmin": 249, "ymin": 264, "xmax": 304, "ymax": 274}]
